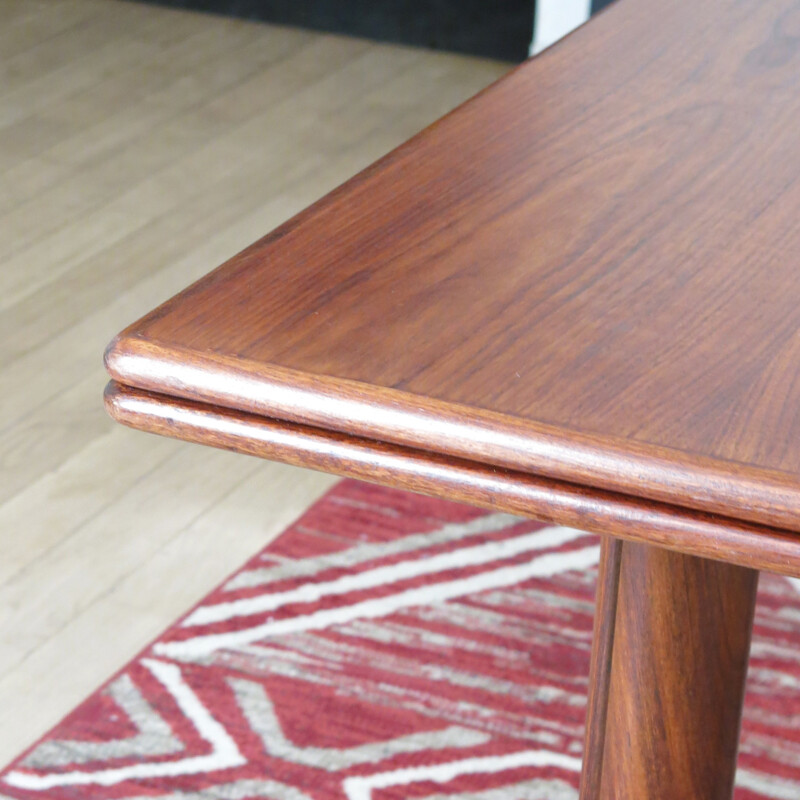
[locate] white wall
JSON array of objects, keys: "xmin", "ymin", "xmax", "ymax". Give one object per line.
[{"xmin": 531, "ymin": 0, "xmax": 592, "ymax": 55}]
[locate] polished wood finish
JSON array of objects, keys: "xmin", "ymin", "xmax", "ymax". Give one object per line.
[
  {"xmin": 578, "ymin": 536, "xmax": 622, "ymax": 799},
  {"xmin": 106, "ymin": 382, "xmax": 800, "ymax": 577},
  {"xmin": 594, "ymin": 542, "xmax": 758, "ymax": 799},
  {"xmin": 106, "ymin": 336, "xmax": 800, "ymax": 536},
  {"xmin": 101, "ymin": 1, "xmax": 799, "ymax": 794},
  {"xmin": 107, "ymin": 0, "xmax": 800, "ymax": 535}
]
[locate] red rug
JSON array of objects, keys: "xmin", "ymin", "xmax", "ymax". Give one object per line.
[{"xmin": 3, "ymin": 480, "xmax": 800, "ymax": 799}]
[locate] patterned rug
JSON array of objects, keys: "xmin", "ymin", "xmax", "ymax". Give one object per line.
[{"xmin": 3, "ymin": 480, "xmax": 800, "ymax": 799}]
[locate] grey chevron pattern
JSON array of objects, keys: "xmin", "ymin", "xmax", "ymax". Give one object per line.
[
  {"xmin": 229, "ymin": 677, "xmax": 491, "ymax": 770},
  {"xmin": 122, "ymin": 779, "xmax": 314, "ymax": 800},
  {"xmin": 225, "ymin": 513, "xmax": 519, "ymax": 591},
  {"xmin": 22, "ymin": 674, "xmax": 183, "ymax": 769},
  {"xmin": 424, "ymin": 779, "xmax": 578, "ymax": 800},
  {"xmin": 10, "ymin": 481, "xmax": 800, "ymax": 800}
]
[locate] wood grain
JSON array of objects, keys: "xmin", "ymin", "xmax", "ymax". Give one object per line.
[
  {"xmin": 596, "ymin": 542, "xmax": 758, "ymax": 799},
  {"xmin": 105, "ymin": 382, "xmax": 800, "ymax": 578},
  {"xmin": 106, "ymin": 0, "xmax": 800, "ymax": 536},
  {"xmin": 106, "ymin": 336, "xmax": 800, "ymax": 535},
  {"xmin": 578, "ymin": 536, "xmax": 622, "ymax": 799}
]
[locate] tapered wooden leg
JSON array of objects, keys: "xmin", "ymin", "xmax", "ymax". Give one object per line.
[
  {"xmin": 579, "ymin": 536, "xmax": 623, "ymax": 797},
  {"xmin": 579, "ymin": 539, "xmax": 759, "ymax": 800}
]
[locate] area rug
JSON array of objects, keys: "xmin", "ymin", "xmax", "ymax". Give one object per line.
[{"xmin": 2, "ymin": 480, "xmax": 800, "ymax": 799}]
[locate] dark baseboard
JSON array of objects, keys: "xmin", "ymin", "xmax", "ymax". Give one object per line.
[{"xmin": 124, "ymin": 0, "xmax": 534, "ymax": 62}]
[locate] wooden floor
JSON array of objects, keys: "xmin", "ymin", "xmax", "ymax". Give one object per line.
[{"xmin": 0, "ymin": 0, "xmax": 507, "ymax": 765}]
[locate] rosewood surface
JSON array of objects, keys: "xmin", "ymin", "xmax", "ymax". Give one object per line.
[
  {"xmin": 578, "ymin": 536, "xmax": 622, "ymax": 798},
  {"xmin": 106, "ymin": 0, "xmax": 800, "ymax": 537},
  {"xmin": 106, "ymin": 383, "xmax": 800, "ymax": 578},
  {"xmin": 588, "ymin": 542, "xmax": 758, "ymax": 799},
  {"xmin": 102, "ymin": 0, "xmax": 800, "ymax": 795}
]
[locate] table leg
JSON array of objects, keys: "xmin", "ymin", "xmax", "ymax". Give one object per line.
[{"xmin": 579, "ymin": 538, "xmax": 759, "ymax": 800}]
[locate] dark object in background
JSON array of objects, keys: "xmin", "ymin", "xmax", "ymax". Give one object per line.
[{"xmin": 126, "ymin": 0, "xmax": 535, "ymax": 62}]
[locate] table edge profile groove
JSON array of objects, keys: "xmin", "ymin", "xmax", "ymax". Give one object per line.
[{"xmin": 105, "ymin": 334, "xmax": 800, "ymax": 536}]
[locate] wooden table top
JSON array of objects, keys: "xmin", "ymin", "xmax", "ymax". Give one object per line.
[{"xmin": 106, "ymin": 0, "xmax": 800, "ymax": 561}]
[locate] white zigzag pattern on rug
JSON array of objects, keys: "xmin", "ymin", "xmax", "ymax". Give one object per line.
[
  {"xmin": 156, "ymin": 532, "xmax": 600, "ymax": 659},
  {"xmin": 6, "ymin": 500, "xmax": 800, "ymax": 800},
  {"xmin": 3, "ymin": 660, "xmax": 244, "ymax": 791},
  {"xmin": 184, "ymin": 526, "xmax": 592, "ymax": 626},
  {"xmin": 21, "ymin": 674, "xmax": 184, "ymax": 768},
  {"xmin": 3, "ymin": 522, "xmax": 595, "ymax": 798}
]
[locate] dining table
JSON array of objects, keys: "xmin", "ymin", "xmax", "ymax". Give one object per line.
[{"xmin": 104, "ymin": 0, "xmax": 800, "ymax": 796}]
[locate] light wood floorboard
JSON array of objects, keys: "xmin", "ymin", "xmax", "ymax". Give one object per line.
[{"xmin": 0, "ymin": 0, "xmax": 508, "ymax": 765}]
